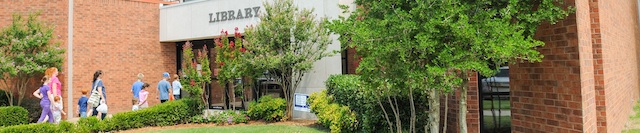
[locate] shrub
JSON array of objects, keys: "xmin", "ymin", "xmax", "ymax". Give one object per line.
[
  {"xmin": 0, "ymin": 123, "xmax": 63, "ymax": 133},
  {"xmin": 106, "ymin": 98, "xmax": 200, "ymax": 131},
  {"xmin": 18, "ymin": 97, "xmax": 41, "ymax": 123},
  {"xmin": 325, "ymin": 75, "xmax": 429, "ymax": 132},
  {"xmin": 0, "ymin": 106, "xmax": 29, "ymax": 127},
  {"xmin": 0, "ymin": 90, "xmax": 8, "ymax": 106},
  {"xmin": 76, "ymin": 117, "xmax": 103, "ymax": 133},
  {"xmin": 309, "ymin": 90, "xmax": 358, "ymax": 133},
  {"xmin": 247, "ymin": 96, "xmax": 286, "ymax": 122}
]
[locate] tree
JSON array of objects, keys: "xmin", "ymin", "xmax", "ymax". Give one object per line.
[
  {"xmin": 329, "ymin": 0, "xmax": 571, "ymax": 132},
  {"xmin": 214, "ymin": 28, "xmax": 255, "ymax": 110},
  {"xmin": 0, "ymin": 12, "xmax": 65, "ymax": 106},
  {"xmin": 180, "ymin": 41, "xmax": 212, "ymax": 110},
  {"xmin": 244, "ymin": 0, "xmax": 333, "ymax": 120}
]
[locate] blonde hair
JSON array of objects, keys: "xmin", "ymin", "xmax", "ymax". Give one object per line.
[
  {"xmin": 137, "ymin": 73, "xmax": 144, "ymax": 80},
  {"xmin": 173, "ymin": 74, "xmax": 180, "ymax": 81}
]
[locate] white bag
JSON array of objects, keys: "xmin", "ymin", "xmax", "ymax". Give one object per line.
[{"xmin": 96, "ymin": 101, "xmax": 108, "ymax": 114}]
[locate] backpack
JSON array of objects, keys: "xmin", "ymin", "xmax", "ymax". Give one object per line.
[{"xmin": 87, "ymin": 79, "xmax": 102, "ymax": 107}]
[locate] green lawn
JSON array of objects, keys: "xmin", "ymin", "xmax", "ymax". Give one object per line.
[
  {"xmin": 145, "ymin": 125, "xmax": 329, "ymax": 133},
  {"xmin": 623, "ymin": 101, "xmax": 640, "ymax": 133},
  {"xmin": 483, "ymin": 100, "xmax": 510, "ymax": 110}
]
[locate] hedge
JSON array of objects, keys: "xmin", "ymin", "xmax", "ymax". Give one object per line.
[
  {"xmin": 0, "ymin": 106, "xmax": 29, "ymax": 127},
  {"xmin": 0, "ymin": 98, "xmax": 203, "ymax": 133},
  {"xmin": 247, "ymin": 96, "xmax": 286, "ymax": 122},
  {"xmin": 309, "ymin": 90, "xmax": 358, "ymax": 133},
  {"xmin": 324, "ymin": 75, "xmax": 430, "ymax": 132}
]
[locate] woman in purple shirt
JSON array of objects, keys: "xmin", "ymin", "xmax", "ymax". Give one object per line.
[{"xmin": 33, "ymin": 76, "xmax": 54, "ymax": 123}]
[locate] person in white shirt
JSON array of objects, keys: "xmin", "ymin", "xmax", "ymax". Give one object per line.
[{"xmin": 172, "ymin": 74, "xmax": 182, "ymax": 100}]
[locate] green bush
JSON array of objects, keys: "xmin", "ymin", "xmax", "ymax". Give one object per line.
[
  {"xmin": 325, "ymin": 75, "xmax": 430, "ymax": 132},
  {"xmin": 107, "ymin": 98, "xmax": 201, "ymax": 131},
  {"xmin": 309, "ymin": 90, "xmax": 358, "ymax": 133},
  {"xmin": 76, "ymin": 117, "xmax": 104, "ymax": 133},
  {"xmin": 0, "ymin": 90, "xmax": 8, "ymax": 106},
  {"xmin": 0, "ymin": 106, "xmax": 29, "ymax": 127},
  {"xmin": 19, "ymin": 97, "xmax": 42, "ymax": 123},
  {"xmin": 247, "ymin": 96, "xmax": 286, "ymax": 122},
  {"xmin": 0, "ymin": 121, "xmax": 80, "ymax": 133}
]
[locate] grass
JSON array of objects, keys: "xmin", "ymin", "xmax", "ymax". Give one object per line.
[
  {"xmin": 483, "ymin": 116, "xmax": 511, "ymax": 133},
  {"xmin": 145, "ymin": 125, "xmax": 329, "ymax": 133},
  {"xmin": 482, "ymin": 100, "xmax": 510, "ymax": 110},
  {"xmin": 623, "ymin": 101, "xmax": 640, "ymax": 133}
]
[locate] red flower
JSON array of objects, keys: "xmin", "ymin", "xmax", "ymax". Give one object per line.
[
  {"xmin": 235, "ymin": 27, "xmax": 239, "ymax": 31},
  {"xmin": 230, "ymin": 41, "xmax": 235, "ymax": 48},
  {"xmin": 220, "ymin": 29, "xmax": 225, "ymax": 34},
  {"xmin": 235, "ymin": 32, "xmax": 241, "ymax": 37},
  {"xmin": 239, "ymin": 47, "xmax": 246, "ymax": 52},
  {"xmin": 225, "ymin": 31, "xmax": 229, "ymax": 36},
  {"xmin": 190, "ymin": 80, "xmax": 195, "ymax": 86},
  {"xmin": 219, "ymin": 62, "xmax": 225, "ymax": 66}
]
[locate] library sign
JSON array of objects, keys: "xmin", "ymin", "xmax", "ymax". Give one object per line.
[{"xmin": 209, "ymin": 6, "xmax": 261, "ymax": 23}]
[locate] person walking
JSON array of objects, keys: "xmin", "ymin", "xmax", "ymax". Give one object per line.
[
  {"xmin": 138, "ymin": 83, "xmax": 150, "ymax": 109},
  {"xmin": 157, "ymin": 72, "xmax": 172, "ymax": 103},
  {"xmin": 171, "ymin": 74, "xmax": 182, "ymax": 100},
  {"xmin": 90, "ymin": 70, "xmax": 108, "ymax": 120},
  {"xmin": 131, "ymin": 73, "xmax": 144, "ymax": 106},
  {"xmin": 33, "ymin": 76, "xmax": 54, "ymax": 123},
  {"xmin": 45, "ymin": 67, "xmax": 63, "ymax": 105},
  {"xmin": 77, "ymin": 89, "xmax": 89, "ymax": 118},
  {"xmin": 52, "ymin": 96, "xmax": 66, "ymax": 124}
]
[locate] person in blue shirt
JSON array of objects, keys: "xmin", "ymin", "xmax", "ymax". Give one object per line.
[
  {"xmin": 157, "ymin": 72, "xmax": 173, "ymax": 103},
  {"xmin": 131, "ymin": 73, "xmax": 144, "ymax": 105},
  {"xmin": 77, "ymin": 89, "xmax": 89, "ymax": 118}
]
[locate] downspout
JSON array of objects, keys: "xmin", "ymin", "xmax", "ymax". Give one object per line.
[{"xmin": 67, "ymin": 0, "xmax": 74, "ymax": 118}]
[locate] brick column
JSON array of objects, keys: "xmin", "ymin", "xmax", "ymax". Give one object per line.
[{"xmin": 510, "ymin": 0, "xmax": 597, "ymax": 132}]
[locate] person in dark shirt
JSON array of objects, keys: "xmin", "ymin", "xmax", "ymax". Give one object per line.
[{"xmin": 77, "ymin": 89, "xmax": 89, "ymax": 118}]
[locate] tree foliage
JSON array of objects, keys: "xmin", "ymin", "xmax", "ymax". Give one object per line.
[
  {"xmin": 329, "ymin": 0, "xmax": 572, "ymax": 132},
  {"xmin": 243, "ymin": 0, "xmax": 333, "ymax": 119},
  {"xmin": 180, "ymin": 41, "xmax": 212, "ymax": 109},
  {"xmin": 0, "ymin": 12, "xmax": 65, "ymax": 106}
]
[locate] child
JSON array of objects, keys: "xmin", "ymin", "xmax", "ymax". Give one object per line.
[
  {"xmin": 132, "ymin": 98, "xmax": 139, "ymax": 111},
  {"xmin": 52, "ymin": 96, "xmax": 66, "ymax": 124},
  {"xmin": 138, "ymin": 83, "xmax": 150, "ymax": 110},
  {"xmin": 77, "ymin": 89, "xmax": 89, "ymax": 118}
]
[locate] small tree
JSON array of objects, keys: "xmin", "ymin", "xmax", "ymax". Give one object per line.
[
  {"xmin": 244, "ymin": 0, "xmax": 333, "ymax": 119},
  {"xmin": 0, "ymin": 12, "xmax": 65, "ymax": 106},
  {"xmin": 329, "ymin": 0, "xmax": 571, "ymax": 132},
  {"xmin": 214, "ymin": 28, "xmax": 255, "ymax": 110},
  {"xmin": 180, "ymin": 41, "xmax": 212, "ymax": 110}
]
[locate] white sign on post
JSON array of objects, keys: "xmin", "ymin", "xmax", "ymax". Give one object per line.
[{"xmin": 294, "ymin": 93, "xmax": 310, "ymax": 112}]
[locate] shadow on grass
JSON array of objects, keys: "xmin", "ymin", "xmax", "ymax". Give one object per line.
[{"xmin": 303, "ymin": 123, "xmax": 331, "ymax": 132}]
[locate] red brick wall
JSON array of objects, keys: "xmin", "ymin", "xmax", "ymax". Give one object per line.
[
  {"xmin": 440, "ymin": 72, "xmax": 480, "ymax": 133},
  {"xmin": 588, "ymin": 0, "xmax": 606, "ymax": 132},
  {"xmin": 0, "ymin": 0, "xmax": 69, "ymax": 117},
  {"xmin": 510, "ymin": 0, "xmax": 598, "ymax": 132},
  {"xmin": 345, "ymin": 47, "xmax": 359, "ymax": 74},
  {"xmin": 598, "ymin": 0, "xmax": 640, "ymax": 132},
  {"xmin": 72, "ymin": 0, "xmax": 175, "ymax": 116}
]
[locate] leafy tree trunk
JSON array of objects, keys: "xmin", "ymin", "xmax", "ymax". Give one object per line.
[
  {"xmin": 442, "ymin": 93, "xmax": 449, "ymax": 133},
  {"xmin": 427, "ymin": 89, "xmax": 439, "ymax": 133},
  {"xmin": 377, "ymin": 97, "xmax": 394, "ymax": 133},
  {"xmin": 459, "ymin": 75, "xmax": 469, "ymax": 133},
  {"xmin": 409, "ymin": 87, "xmax": 416, "ymax": 133}
]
